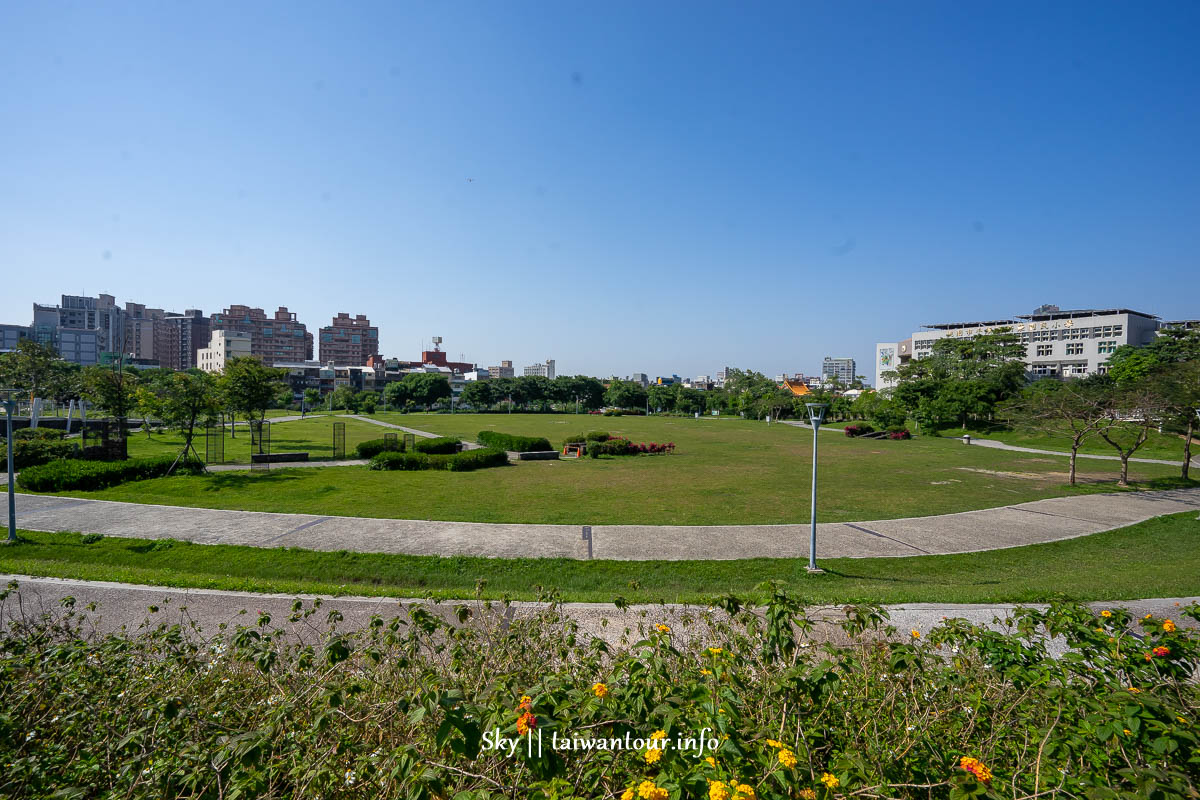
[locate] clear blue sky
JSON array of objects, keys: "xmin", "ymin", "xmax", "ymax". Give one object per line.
[{"xmin": 2, "ymin": 1, "xmax": 1197, "ymax": 380}]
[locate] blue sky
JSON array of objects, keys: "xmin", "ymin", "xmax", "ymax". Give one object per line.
[{"xmin": 2, "ymin": 1, "xmax": 1197, "ymax": 380}]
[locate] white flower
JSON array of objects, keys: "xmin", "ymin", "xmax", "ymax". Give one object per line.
[
  {"xmin": 25, "ymin": 731, "xmax": 35, "ymax": 742},
  {"xmin": 344, "ymin": 769, "xmax": 357, "ymax": 787},
  {"xmin": 50, "ymin": 716, "xmax": 60, "ymax": 724}
]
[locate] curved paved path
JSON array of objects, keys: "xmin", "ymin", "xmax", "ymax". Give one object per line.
[{"xmin": 9, "ymin": 487, "xmax": 1200, "ymax": 561}]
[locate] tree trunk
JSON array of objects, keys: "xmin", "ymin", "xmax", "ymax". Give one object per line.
[
  {"xmin": 1068, "ymin": 446, "xmax": 1078, "ymax": 487},
  {"xmin": 1183, "ymin": 419, "xmax": 1193, "ymax": 482},
  {"xmin": 1119, "ymin": 454, "xmax": 1130, "ymax": 487}
]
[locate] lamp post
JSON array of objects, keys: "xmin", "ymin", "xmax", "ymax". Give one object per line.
[
  {"xmin": 804, "ymin": 402, "xmax": 828, "ymax": 573},
  {"xmin": 2, "ymin": 389, "xmax": 17, "ymax": 545}
]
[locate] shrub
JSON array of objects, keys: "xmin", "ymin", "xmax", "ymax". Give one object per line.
[
  {"xmin": 368, "ymin": 451, "xmax": 430, "ymax": 471},
  {"xmin": 477, "ymin": 431, "xmax": 553, "ymax": 452},
  {"xmin": 1, "ymin": 437, "xmax": 80, "ymax": 469},
  {"xmin": 843, "ymin": 424, "xmax": 875, "ymax": 437},
  {"xmin": 355, "ymin": 438, "xmax": 402, "ymax": 459},
  {"xmin": 413, "ymin": 437, "xmax": 461, "ymax": 455},
  {"xmin": 586, "ymin": 437, "xmax": 638, "ymax": 457},
  {"xmin": 445, "ymin": 447, "xmax": 508, "ymax": 472},
  {"xmin": 13, "ymin": 428, "xmax": 65, "ymax": 441},
  {"xmin": 80, "ymin": 533, "xmax": 103, "ymax": 544},
  {"xmin": 16, "ymin": 455, "xmax": 204, "ymax": 492},
  {"xmin": 888, "ymin": 428, "xmax": 912, "ymax": 440},
  {"xmin": 1, "ymin": 594, "xmax": 1196, "ymax": 799},
  {"xmin": 561, "ymin": 431, "xmax": 611, "ymax": 447}
]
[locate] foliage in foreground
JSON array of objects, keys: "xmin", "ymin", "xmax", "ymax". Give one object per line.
[
  {"xmin": 15, "ymin": 454, "xmax": 205, "ymax": 492},
  {"xmin": 0, "ymin": 583, "xmax": 1197, "ymax": 799}
]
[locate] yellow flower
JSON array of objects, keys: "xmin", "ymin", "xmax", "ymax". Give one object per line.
[
  {"xmin": 638, "ymin": 780, "xmax": 668, "ymax": 800},
  {"xmin": 765, "ymin": 739, "xmax": 782, "ymax": 748},
  {"xmin": 1127, "ymin": 686, "xmax": 1141, "ymax": 693},
  {"xmin": 779, "ymin": 749, "xmax": 798, "ymax": 768},
  {"xmin": 708, "ymin": 781, "xmax": 731, "ymax": 800},
  {"xmin": 655, "ymin": 624, "xmax": 671, "ymax": 634},
  {"xmin": 1094, "ymin": 628, "xmax": 1104, "ymax": 633},
  {"xmin": 821, "ymin": 773, "xmax": 839, "ymax": 789},
  {"xmin": 799, "ymin": 790, "xmax": 817, "ymax": 800},
  {"xmin": 1177, "ymin": 716, "xmax": 1188, "ymax": 724},
  {"xmin": 644, "ymin": 747, "xmax": 662, "ymax": 764},
  {"xmin": 701, "ymin": 669, "xmax": 712, "ymax": 676},
  {"xmin": 733, "ymin": 784, "xmax": 756, "ymax": 800},
  {"xmin": 1101, "ymin": 609, "xmax": 1112, "ymax": 618},
  {"xmin": 718, "ymin": 708, "xmax": 725, "ymax": 714},
  {"xmin": 708, "ymin": 647, "xmax": 723, "ymax": 655},
  {"xmin": 1144, "ymin": 614, "xmax": 1152, "ymax": 620},
  {"xmin": 622, "ymin": 790, "xmax": 635, "ymax": 800},
  {"xmin": 1123, "ymin": 728, "xmax": 1132, "ymax": 736},
  {"xmin": 910, "ymin": 629, "xmax": 920, "ymax": 639},
  {"xmin": 705, "ymin": 756, "xmax": 716, "ymax": 767},
  {"xmin": 1163, "ymin": 619, "xmax": 1176, "ymax": 632},
  {"xmin": 651, "ymin": 729, "xmax": 667, "ymax": 740},
  {"xmin": 592, "ymin": 682, "xmax": 609, "ymax": 698}
]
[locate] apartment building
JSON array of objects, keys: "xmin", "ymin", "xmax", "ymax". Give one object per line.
[
  {"xmin": 197, "ymin": 330, "xmax": 253, "ymax": 373},
  {"xmin": 318, "ymin": 313, "xmax": 379, "ymax": 366},
  {"xmin": 210, "ymin": 305, "xmax": 313, "ymax": 366}
]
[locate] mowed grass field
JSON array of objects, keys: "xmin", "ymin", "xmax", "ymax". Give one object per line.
[
  {"xmin": 34, "ymin": 414, "xmax": 1193, "ymax": 525},
  {"xmin": 126, "ymin": 415, "xmax": 386, "ymax": 463}
]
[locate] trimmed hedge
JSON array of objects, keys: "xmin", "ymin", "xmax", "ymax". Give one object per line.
[
  {"xmin": 17, "ymin": 455, "xmax": 204, "ymax": 493},
  {"xmin": 354, "ymin": 438, "xmax": 402, "ymax": 459},
  {"xmin": 561, "ymin": 431, "xmax": 611, "ymax": 447},
  {"xmin": 586, "ymin": 437, "xmax": 638, "ymax": 458},
  {"xmin": 476, "ymin": 431, "xmax": 553, "ymax": 452},
  {"xmin": 13, "ymin": 428, "xmax": 66, "ymax": 441},
  {"xmin": 369, "ymin": 447, "xmax": 507, "ymax": 472},
  {"xmin": 1, "ymin": 437, "xmax": 80, "ymax": 469},
  {"xmin": 413, "ymin": 437, "xmax": 461, "ymax": 455}
]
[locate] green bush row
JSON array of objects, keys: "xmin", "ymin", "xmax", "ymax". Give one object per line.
[
  {"xmin": 476, "ymin": 431, "xmax": 553, "ymax": 452},
  {"xmin": 586, "ymin": 437, "xmax": 638, "ymax": 457},
  {"xmin": 561, "ymin": 430, "xmax": 611, "ymax": 447},
  {"xmin": 0, "ymin": 437, "xmax": 80, "ymax": 469},
  {"xmin": 368, "ymin": 447, "xmax": 507, "ymax": 472},
  {"xmin": 13, "ymin": 428, "xmax": 66, "ymax": 441},
  {"xmin": 354, "ymin": 438, "xmax": 403, "ymax": 459},
  {"xmin": 16, "ymin": 455, "xmax": 204, "ymax": 492},
  {"xmin": 1, "ymin": 589, "xmax": 1195, "ymax": 799},
  {"xmin": 413, "ymin": 437, "xmax": 461, "ymax": 455}
]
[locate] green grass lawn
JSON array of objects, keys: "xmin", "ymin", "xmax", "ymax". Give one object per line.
[
  {"xmin": 126, "ymin": 415, "xmax": 387, "ymax": 463},
  {"xmin": 32, "ymin": 414, "xmax": 1194, "ymax": 525},
  {"xmin": 3, "ymin": 512, "xmax": 1197, "ymax": 604}
]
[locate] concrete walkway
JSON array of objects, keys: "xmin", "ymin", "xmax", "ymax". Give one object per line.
[
  {"xmin": 9, "ymin": 487, "xmax": 1200, "ymax": 561},
  {"xmin": 2, "ymin": 575, "xmax": 1193, "ymax": 649},
  {"xmin": 783, "ymin": 420, "xmax": 1198, "ymax": 468}
]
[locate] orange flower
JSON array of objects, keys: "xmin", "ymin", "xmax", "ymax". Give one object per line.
[
  {"xmin": 592, "ymin": 682, "xmax": 609, "ymax": 698},
  {"xmin": 516, "ymin": 711, "xmax": 536, "ymax": 736},
  {"xmin": 655, "ymin": 624, "xmax": 671, "ymax": 634},
  {"xmin": 1162, "ymin": 619, "xmax": 1176, "ymax": 632},
  {"xmin": 960, "ymin": 756, "xmax": 993, "ymax": 783},
  {"xmin": 1153, "ymin": 646, "xmax": 1170, "ymax": 657}
]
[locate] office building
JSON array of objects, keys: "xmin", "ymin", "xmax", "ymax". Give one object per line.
[
  {"xmin": 0, "ymin": 324, "xmax": 29, "ymax": 354},
  {"xmin": 523, "ymin": 359, "xmax": 556, "ymax": 379},
  {"xmin": 318, "ymin": 313, "xmax": 379, "ymax": 366},
  {"xmin": 822, "ymin": 357, "xmax": 856, "ymax": 386},
  {"xmin": 875, "ymin": 306, "xmax": 1160, "ymax": 389},
  {"xmin": 197, "ymin": 330, "xmax": 253, "ymax": 373},
  {"xmin": 31, "ymin": 293, "xmax": 126, "ymax": 365},
  {"xmin": 488, "ymin": 360, "xmax": 515, "ymax": 379},
  {"xmin": 210, "ymin": 305, "xmax": 313, "ymax": 366},
  {"xmin": 630, "ymin": 373, "xmax": 649, "ymax": 387}
]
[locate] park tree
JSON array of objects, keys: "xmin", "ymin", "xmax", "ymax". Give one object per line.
[
  {"xmin": 1152, "ymin": 360, "xmax": 1200, "ymax": 480},
  {"xmin": 81, "ymin": 362, "xmax": 141, "ymax": 452},
  {"xmin": 303, "ymin": 388, "xmax": 322, "ymax": 411},
  {"xmin": 329, "ymin": 384, "xmax": 358, "ymax": 412},
  {"xmin": 648, "ymin": 384, "xmax": 676, "ymax": 413},
  {"xmin": 220, "ymin": 357, "xmax": 286, "ymax": 440},
  {"xmin": 604, "ymin": 379, "xmax": 647, "ymax": 410},
  {"xmin": 515, "ymin": 375, "xmax": 553, "ymax": 410},
  {"xmin": 138, "ymin": 371, "xmax": 221, "ymax": 474},
  {"xmin": 675, "ymin": 387, "xmax": 705, "ymax": 415},
  {"xmin": 459, "ymin": 380, "xmax": 494, "ymax": 411},
  {"xmin": 399, "ymin": 372, "xmax": 452, "ymax": 409},
  {"xmin": 382, "ymin": 380, "xmax": 410, "ymax": 410},
  {"xmin": 1001, "ymin": 377, "xmax": 1112, "ymax": 486},
  {"xmin": 0, "ymin": 340, "xmax": 62, "ymax": 403},
  {"xmin": 1095, "ymin": 380, "xmax": 1166, "ymax": 487},
  {"xmin": 1107, "ymin": 329, "xmax": 1200, "ymax": 386}
]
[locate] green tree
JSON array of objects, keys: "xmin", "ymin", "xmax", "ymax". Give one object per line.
[
  {"xmin": 1001, "ymin": 377, "xmax": 1112, "ymax": 486},
  {"xmin": 382, "ymin": 380, "xmax": 410, "ymax": 410},
  {"xmin": 604, "ymin": 379, "xmax": 647, "ymax": 410},
  {"xmin": 460, "ymin": 380, "xmax": 494, "ymax": 411},
  {"xmin": 81, "ymin": 362, "xmax": 141, "ymax": 455},
  {"xmin": 399, "ymin": 372, "xmax": 452, "ymax": 409},
  {"xmin": 138, "ymin": 371, "xmax": 221, "ymax": 474},
  {"xmin": 515, "ymin": 375, "xmax": 552, "ymax": 410},
  {"xmin": 303, "ymin": 388, "xmax": 321, "ymax": 411},
  {"xmin": 1153, "ymin": 361, "xmax": 1200, "ymax": 481},
  {"xmin": 1107, "ymin": 329, "xmax": 1200, "ymax": 386},
  {"xmin": 1095, "ymin": 381, "xmax": 1166, "ymax": 487},
  {"xmin": 0, "ymin": 340, "xmax": 62, "ymax": 402},
  {"xmin": 220, "ymin": 357, "xmax": 286, "ymax": 442},
  {"xmin": 329, "ymin": 385, "xmax": 357, "ymax": 412},
  {"xmin": 648, "ymin": 384, "xmax": 676, "ymax": 413}
]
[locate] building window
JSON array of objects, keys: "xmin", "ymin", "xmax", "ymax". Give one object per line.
[
  {"xmin": 1032, "ymin": 364, "xmax": 1058, "ymax": 376},
  {"xmin": 1097, "ymin": 340, "xmax": 1117, "ymax": 354},
  {"xmin": 1065, "ymin": 342, "xmax": 1083, "ymax": 355},
  {"xmin": 1036, "ymin": 344, "xmax": 1053, "ymax": 357}
]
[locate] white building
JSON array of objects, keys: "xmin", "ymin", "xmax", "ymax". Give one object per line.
[
  {"xmin": 875, "ymin": 306, "xmax": 1160, "ymax": 389},
  {"xmin": 523, "ymin": 359, "xmax": 555, "ymax": 379},
  {"xmin": 197, "ymin": 329, "xmax": 253, "ymax": 373},
  {"xmin": 822, "ymin": 357, "xmax": 856, "ymax": 386}
]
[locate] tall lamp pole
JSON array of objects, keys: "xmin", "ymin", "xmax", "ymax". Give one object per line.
[
  {"xmin": 2, "ymin": 389, "xmax": 17, "ymax": 545},
  {"xmin": 805, "ymin": 402, "xmax": 828, "ymax": 573}
]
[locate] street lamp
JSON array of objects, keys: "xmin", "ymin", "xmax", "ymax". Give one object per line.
[
  {"xmin": 804, "ymin": 402, "xmax": 828, "ymax": 573},
  {"xmin": 2, "ymin": 389, "xmax": 18, "ymax": 545}
]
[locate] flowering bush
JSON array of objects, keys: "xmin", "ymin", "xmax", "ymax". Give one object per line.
[
  {"xmin": 887, "ymin": 429, "xmax": 912, "ymax": 440},
  {"xmin": 843, "ymin": 424, "xmax": 874, "ymax": 437},
  {"xmin": 0, "ymin": 583, "xmax": 1197, "ymax": 799},
  {"xmin": 587, "ymin": 438, "xmax": 676, "ymax": 457}
]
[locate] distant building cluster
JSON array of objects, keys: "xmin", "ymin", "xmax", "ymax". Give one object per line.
[{"xmin": 873, "ymin": 305, "xmax": 1192, "ymax": 389}]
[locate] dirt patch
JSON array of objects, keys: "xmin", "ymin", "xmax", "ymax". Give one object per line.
[{"xmin": 956, "ymin": 467, "xmax": 1117, "ymax": 486}]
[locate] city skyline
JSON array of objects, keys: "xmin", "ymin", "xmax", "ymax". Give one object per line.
[{"xmin": 2, "ymin": 2, "xmax": 1197, "ymax": 378}]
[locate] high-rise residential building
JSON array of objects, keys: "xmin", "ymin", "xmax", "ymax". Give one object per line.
[
  {"xmin": 523, "ymin": 359, "xmax": 555, "ymax": 379},
  {"xmin": 162, "ymin": 310, "xmax": 211, "ymax": 371},
  {"xmin": 31, "ymin": 293, "xmax": 126, "ymax": 366},
  {"xmin": 715, "ymin": 367, "xmax": 733, "ymax": 386},
  {"xmin": 822, "ymin": 357, "xmax": 856, "ymax": 386},
  {"xmin": 210, "ymin": 305, "xmax": 313, "ymax": 366},
  {"xmin": 318, "ymin": 313, "xmax": 379, "ymax": 366},
  {"xmin": 123, "ymin": 302, "xmax": 170, "ymax": 364},
  {"xmin": 197, "ymin": 329, "xmax": 253, "ymax": 373},
  {"xmin": 487, "ymin": 360, "xmax": 515, "ymax": 379}
]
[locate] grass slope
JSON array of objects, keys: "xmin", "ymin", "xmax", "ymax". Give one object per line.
[{"xmin": 2, "ymin": 512, "xmax": 1197, "ymax": 604}]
